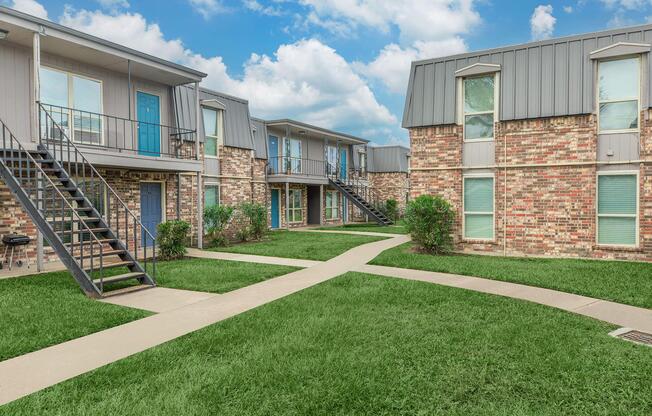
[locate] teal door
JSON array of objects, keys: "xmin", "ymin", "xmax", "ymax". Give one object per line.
[
  {"xmin": 339, "ymin": 148, "xmax": 347, "ymax": 180},
  {"xmin": 137, "ymin": 91, "xmax": 161, "ymax": 157},
  {"xmin": 271, "ymin": 189, "xmax": 280, "ymax": 229}
]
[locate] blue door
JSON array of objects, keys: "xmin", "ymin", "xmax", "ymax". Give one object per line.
[
  {"xmin": 339, "ymin": 148, "xmax": 347, "ymax": 180},
  {"xmin": 137, "ymin": 91, "xmax": 161, "ymax": 157},
  {"xmin": 140, "ymin": 182, "xmax": 162, "ymax": 247},
  {"xmin": 271, "ymin": 189, "xmax": 280, "ymax": 229},
  {"xmin": 268, "ymin": 135, "xmax": 279, "ymax": 173}
]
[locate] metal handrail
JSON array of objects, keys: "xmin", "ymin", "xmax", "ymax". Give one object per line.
[
  {"xmin": 39, "ymin": 103, "xmax": 157, "ymax": 282},
  {"xmin": 40, "ymin": 102, "xmax": 196, "ymax": 160},
  {"xmin": 1, "ymin": 120, "xmax": 106, "ymax": 287},
  {"xmin": 326, "ymin": 161, "xmax": 385, "ymax": 212}
]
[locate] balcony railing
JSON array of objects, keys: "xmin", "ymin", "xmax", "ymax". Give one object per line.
[
  {"xmin": 266, "ymin": 156, "xmax": 367, "ymax": 180},
  {"xmin": 39, "ymin": 103, "xmax": 197, "ymax": 160}
]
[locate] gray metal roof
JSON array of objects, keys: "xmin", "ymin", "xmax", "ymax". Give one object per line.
[
  {"xmin": 368, "ymin": 145, "xmax": 410, "ymax": 173},
  {"xmin": 0, "ymin": 6, "xmax": 206, "ymax": 81},
  {"xmin": 251, "ymin": 117, "xmax": 268, "ymax": 159},
  {"xmin": 174, "ymin": 86, "xmax": 255, "ymax": 150},
  {"xmin": 403, "ymin": 23, "xmax": 652, "ymax": 128},
  {"xmin": 265, "ymin": 119, "xmax": 369, "ymax": 145}
]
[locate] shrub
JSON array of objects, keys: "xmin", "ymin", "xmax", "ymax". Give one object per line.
[
  {"xmin": 204, "ymin": 205, "xmax": 234, "ymax": 247},
  {"xmin": 404, "ymin": 195, "xmax": 455, "ymax": 254},
  {"xmin": 385, "ymin": 199, "xmax": 399, "ymax": 221},
  {"xmin": 239, "ymin": 202, "xmax": 267, "ymax": 241},
  {"xmin": 157, "ymin": 220, "xmax": 191, "ymax": 260}
]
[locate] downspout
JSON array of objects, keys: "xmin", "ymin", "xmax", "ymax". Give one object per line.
[
  {"xmin": 195, "ymin": 82, "xmax": 203, "ymax": 249},
  {"xmin": 503, "ymin": 126, "xmax": 507, "ymax": 257},
  {"xmin": 33, "ymin": 30, "xmax": 43, "ymax": 272},
  {"xmin": 127, "ymin": 60, "xmax": 132, "ymax": 119}
]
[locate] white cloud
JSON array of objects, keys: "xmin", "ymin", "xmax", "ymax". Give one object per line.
[
  {"xmin": 187, "ymin": 0, "xmax": 225, "ymax": 19},
  {"xmin": 563, "ymin": 5, "xmax": 573, "ymax": 13},
  {"xmin": 600, "ymin": 0, "xmax": 650, "ymax": 10},
  {"xmin": 243, "ymin": 0, "xmax": 283, "ymax": 16},
  {"xmin": 7, "ymin": 0, "xmax": 49, "ymax": 19},
  {"xmin": 97, "ymin": 0, "xmax": 130, "ymax": 10},
  {"xmin": 530, "ymin": 4, "xmax": 556, "ymax": 40},
  {"xmin": 355, "ymin": 39, "xmax": 466, "ymax": 94},
  {"xmin": 58, "ymin": 6, "xmax": 396, "ymax": 132}
]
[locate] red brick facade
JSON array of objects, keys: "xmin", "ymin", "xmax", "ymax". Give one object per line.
[{"xmin": 410, "ymin": 113, "xmax": 652, "ymax": 261}]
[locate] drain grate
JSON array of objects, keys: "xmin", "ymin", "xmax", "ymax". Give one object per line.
[{"xmin": 610, "ymin": 328, "xmax": 652, "ymax": 347}]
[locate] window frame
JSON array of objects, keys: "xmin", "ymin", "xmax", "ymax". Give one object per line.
[
  {"xmin": 288, "ymin": 189, "xmax": 303, "ymax": 223},
  {"xmin": 595, "ymin": 170, "xmax": 639, "ymax": 248},
  {"xmin": 283, "ymin": 137, "xmax": 302, "ymax": 174},
  {"xmin": 202, "ymin": 106, "xmax": 223, "ymax": 159},
  {"xmin": 462, "ymin": 173, "xmax": 496, "ymax": 242},
  {"xmin": 325, "ymin": 190, "xmax": 339, "ymax": 220},
  {"xmin": 461, "ymin": 73, "xmax": 498, "ymax": 143},
  {"xmin": 596, "ymin": 55, "xmax": 641, "ymax": 134},
  {"xmin": 204, "ymin": 183, "xmax": 220, "ymax": 208},
  {"xmin": 40, "ymin": 65, "xmax": 105, "ymax": 145}
]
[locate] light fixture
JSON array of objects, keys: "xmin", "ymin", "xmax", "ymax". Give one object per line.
[{"xmin": 0, "ymin": 29, "xmax": 8, "ymax": 40}]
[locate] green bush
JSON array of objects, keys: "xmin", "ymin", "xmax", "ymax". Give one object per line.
[
  {"xmin": 404, "ymin": 195, "xmax": 455, "ymax": 254},
  {"xmin": 204, "ymin": 205, "xmax": 234, "ymax": 247},
  {"xmin": 157, "ymin": 220, "xmax": 191, "ymax": 260},
  {"xmin": 385, "ymin": 199, "xmax": 399, "ymax": 221},
  {"xmin": 239, "ymin": 202, "xmax": 267, "ymax": 241}
]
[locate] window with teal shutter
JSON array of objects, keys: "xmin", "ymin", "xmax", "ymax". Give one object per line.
[
  {"xmin": 464, "ymin": 177, "xmax": 494, "ymax": 239},
  {"xmin": 598, "ymin": 174, "xmax": 637, "ymax": 245}
]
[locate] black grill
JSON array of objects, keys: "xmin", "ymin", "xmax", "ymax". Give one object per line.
[{"xmin": 2, "ymin": 234, "xmax": 31, "ymax": 246}]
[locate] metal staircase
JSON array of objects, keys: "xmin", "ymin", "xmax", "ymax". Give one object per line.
[
  {"xmin": 0, "ymin": 104, "xmax": 157, "ymax": 298},
  {"xmin": 326, "ymin": 164, "xmax": 393, "ymax": 226}
]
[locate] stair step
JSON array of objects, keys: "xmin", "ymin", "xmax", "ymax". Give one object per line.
[
  {"xmin": 58, "ymin": 227, "xmax": 110, "ymax": 235},
  {"xmin": 45, "ymin": 206, "xmax": 93, "ymax": 212},
  {"xmin": 75, "ymin": 249, "xmax": 125, "ymax": 259},
  {"xmin": 64, "ymin": 238, "xmax": 117, "ymax": 247},
  {"xmin": 83, "ymin": 260, "xmax": 134, "ymax": 271},
  {"xmin": 101, "ymin": 284, "xmax": 153, "ymax": 298},
  {"xmin": 93, "ymin": 272, "xmax": 144, "ymax": 286},
  {"xmin": 46, "ymin": 216, "xmax": 101, "ymax": 223},
  {"xmin": 2, "ymin": 157, "xmax": 54, "ymax": 164}
]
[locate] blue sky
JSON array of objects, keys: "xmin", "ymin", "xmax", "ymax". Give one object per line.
[{"xmin": 5, "ymin": 0, "xmax": 652, "ymax": 145}]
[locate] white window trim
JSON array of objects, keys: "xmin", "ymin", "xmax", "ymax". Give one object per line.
[
  {"xmin": 288, "ymin": 189, "xmax": 303, "ymax": 223},
  {"xmin": 462, "ymin": 173, "xmax": 496, "ymax": 242},
  {"xmin": 596, "ymin": 55, "xmax": 641, "ymax": 134},
  {"xmin": 204, "ymin": 182, "xmax": 220, "ymax": 207},
  {"xmin": 283, "ymin": 137, "xmax": 303, "ymax": 174},
  {"xmin": 595, "ymin": 170, "xmax": 639, "ymax": 248},
  {"xmin": 325, "ymin": 190, "xmax": 340, "ymax": 220},
  {"xmin": 41, "ymin": 65, "xmax": 105, "ymax": 146},
  {"xmin": 202, "ymin": 106, "xmax": 223, "ymax": 159},
  {"xmin": 459, "ymin": 72, "xmax": 500, "ymax": 143}
]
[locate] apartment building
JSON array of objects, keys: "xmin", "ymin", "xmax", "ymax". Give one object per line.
[{"xmin": 403, "ymin": 25, "xmax": 652, "ymax": 261}]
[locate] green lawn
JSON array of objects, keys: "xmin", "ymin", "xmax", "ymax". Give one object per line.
[
  {"xmin": 3, "ymin": 273, "xmax": 650, "ymax": 415},
  {"xmin": 155, "ymin": 258, "xmax": 299, "ymax": 293},
  {"xmin": 210, "ymin": 230, "xmax": 386, "ymax": 261},
  {"xmin": 0, "ymin": 271, "xmax": 150, "ymax": 362},
  {"xmin": 0, "ymin": 258, "xmax": 297, "ymax": 362},
  {"xmin": 371, "ymin": 243, "xmax": 652, "ymax": 309},
  {"xmin": 318, "ymin": 222, "xmax": 408, "ymax": 234}
]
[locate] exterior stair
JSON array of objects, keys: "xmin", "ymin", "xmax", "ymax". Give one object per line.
[
  {"xmin": 0, "ymin": 106, "xmax": 157, "ymax": 298},
  {"xmin": 327, "ymin": 164, "xmax": 393, "ymax": 226}
]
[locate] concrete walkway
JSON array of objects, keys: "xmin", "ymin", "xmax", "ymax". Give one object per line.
[
  {"xmin": 186, "ymin": 248, "xmax": 320, "ymax": 268},
  {"xmin": 0, "ymin": 234, "xmax": 409, "ymax": 406}
]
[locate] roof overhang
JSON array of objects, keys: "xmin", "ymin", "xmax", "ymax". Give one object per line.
[
  {"xmin": 200, "ymin": 99, "xmax": 226, "ymax": 110},
  {"xmin": 455, "ymin": 63, "xmax": 501, "ymax": 77},
  {"xmin": 265, "ymin": 119, "xmax": 368, "ymax": 145},
  {"xmin": 590, "ymin": 42, "xmax": 651, "ymax": 60},
  {"xmin": 0, "ymin": 6, "xmax": 206, "ymax": 86}
]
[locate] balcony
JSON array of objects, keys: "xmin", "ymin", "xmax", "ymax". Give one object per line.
[
  {"xmin": 39, "ymin": 103, "xmax": 197, "ymax": 161},
  {"xmin": 266, "ymin": 156, "xmax": 367, "ymax": 184}
]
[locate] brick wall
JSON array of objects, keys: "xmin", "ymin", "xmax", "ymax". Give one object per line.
[
  {"xmin": 368, "ymin": 172, "xmax": 410, "ymax": 213},
  {"xmin": 409, "ymin": 113, "xmax": 652, "ymax": 261}
]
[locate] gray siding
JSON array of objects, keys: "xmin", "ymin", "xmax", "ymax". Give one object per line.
[
  {"xmin": 597, "ymin": 133, "xmax": 640, "ymax": 162},
  {"xmin": 404, "ymin": 24, "xmax": 652, "ymax": 128},
  {"xmin": 463, "ymin": 141, "xmax": 495, "ymax": 167},
  {"xmin": 251, "ymin": 117, "xmax": 268, "ymax": 159},
  {"xmin": 175, "ymin": 86, "xmax": 255, "ymax": 150},
  {"xmin": 368, "ymin": 146, "xmax": 409, "ymax": 173},
  {"xmin": 0, "ymin": 42, "xmax": 32, "ymax": 141}
]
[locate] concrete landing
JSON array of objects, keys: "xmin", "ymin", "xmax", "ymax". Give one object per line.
[{"xmin": 101, "ymin": 287, "xmax": 219, "ymax": 313}]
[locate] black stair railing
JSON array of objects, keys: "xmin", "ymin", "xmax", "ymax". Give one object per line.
[
  {"xmin": 39, "ymin": 102, "xmax": 157, "ymax": 284},
  {"xmin": 1, "ymin": 120, "xmax": 108, "ymax": 292}
]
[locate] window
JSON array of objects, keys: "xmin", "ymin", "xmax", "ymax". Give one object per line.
[
  {"xmin": 40, "ymin": 66, "xmax": 103, "ymax": 144},
  {"xmin": 202, "ymin": 107, "xmax": 223, "ymax": 158},
  {"xmin": 463, "ymin": 176, "xmax": 494, "ymax": 240},
  {"xmin": 204, "ymin": 184, "xmax": 219, "ymax": 208},
  {"xmin": 283, "ymin": 138, "xmax": 302, "ymax": 174},
  {"xmin": 597, "ymin": 173, "xmax": 638, "ymax": 246},
  {"xmin": 598, "ymin": 57, "xmax": 640, "ymax": 133},
  {"xmin": 463, "ymin": 75, "xmax": 495, "ymax": 141},
  {"xmin": 359, "ymin": 152, "xmax": 367, "ymax": 174},
  {"xmin": 326, "ymin": 145, "xmax": 338, "ymax": 175},
  {"xmin": 326, "ymin": 191, "xmax": 339, "ymax": 219},
  {"xmin": 288, "ymin": 189, "xmax": 303, "ymax": 223}
]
